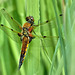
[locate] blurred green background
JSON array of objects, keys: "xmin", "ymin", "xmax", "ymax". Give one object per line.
[{"xmin": 0, "ymin": 0, "xmax": 75, "ymax": 75}]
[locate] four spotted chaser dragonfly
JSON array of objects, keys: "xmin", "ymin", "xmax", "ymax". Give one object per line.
[{"xmin": 0, "ymin": 8, "xmax": 62, "ymax": 69}]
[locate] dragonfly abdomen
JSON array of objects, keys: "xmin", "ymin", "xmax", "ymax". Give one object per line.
[{"xmin": 19, "ymin": 37, "xmax": 29, "ymax": 69}]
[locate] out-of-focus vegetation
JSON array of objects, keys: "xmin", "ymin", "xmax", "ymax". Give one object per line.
[{"xmin": 0, "ymin": 0, "xmax": 74, "ymax": 75}]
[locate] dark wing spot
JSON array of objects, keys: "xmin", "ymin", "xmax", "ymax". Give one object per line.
[
  {"xmin": 43, "ymin": 36, "xmax": 46, "ymax": 38},
  {"xmin": 11, "ymin": 17, "xmax": 13, "ymax": 20},
  {"xmin": 46, "ymin": 20, "xmax": 49, "ymax": 23},
  {"xmin": 11, "ymin": 29, "xmax": 13, "ymax": 31},
  {"xmin": 18, "ymin": 33, "xmax": 21, "ymax": 36},
  {"xmin": 1, "ymin": 24, "xmax": 4, "ymax": 26},
  {"xmin": 60, "ymin": 14, "xmax": 63, "ymax": 16},
  {"xmin": 2, "ymin": 8, "xmax": 5, "ymax": 11}
]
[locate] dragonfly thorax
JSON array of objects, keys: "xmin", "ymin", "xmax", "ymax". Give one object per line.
[{"xmin": 22, "ymin": 28, "xmax": 29, "ymax": 37}]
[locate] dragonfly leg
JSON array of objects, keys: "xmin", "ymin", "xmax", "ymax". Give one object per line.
[{"xmin": 29, "ymin": 37, "xmax": 35, "ymax": 43}]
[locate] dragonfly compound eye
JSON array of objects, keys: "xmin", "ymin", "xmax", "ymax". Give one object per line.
[
  {"xmin": 30, "ymin": 16, "xmax": 34, "ymax": 22},
  {"xmin": 26, "ymin": 17, "xmax": 29, "ymax": 21}
]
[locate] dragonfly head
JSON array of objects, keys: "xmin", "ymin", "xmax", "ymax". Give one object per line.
[{"xmin": 26, "ymin": 16, "xmax": 34, "ymax": 25}]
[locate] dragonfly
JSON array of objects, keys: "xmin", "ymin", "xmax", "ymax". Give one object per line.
[{"xmin": 0, "ymin": 8, "xmax": 62, "ymax": 69}]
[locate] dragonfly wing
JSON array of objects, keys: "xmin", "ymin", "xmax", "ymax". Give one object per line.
[
  {"xmin": 32, "ymin": 31, "xmax": 58, "ymax": 47},
  {"xmin": 24, "ymin": 37, "xmax": 58, "ymax": 65},
  {"xmin": 33, "ymin": 14, "xmax": 62, "ymax": 32},
  {"xmin": 0, "ymin": 8, "xmax": 22, "ymax": 32},
  {"xmin": 32, "ymin": 36, "xmax": 58, "ymax": 47},
  {"xmin": 0, "ymin": 24, "xmax": 21, "ymax": 43},
  {"xmin": 19, "ymin": 37, "xmax": 29, "ymax": 69}
]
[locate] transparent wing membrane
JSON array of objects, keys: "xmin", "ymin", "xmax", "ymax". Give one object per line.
[
  {"xmin": 0, "ymin": 24, "xmax": 21, "ymax": 43},
  {"xmin": 32, "ymin": 14, "xmax": 62, "ymax": 32},
  {"xmin": 24, "ymin": 36, "xmax": 58, "ymax": 71},
  {"xmin": 30, "ymin": 36, "xmax": 58, "ymax": 47},
  {"xmin": 0, "ymin": 8, "xmax": 22, "ymax": 32},
  {"xmin": 33, "ymin": 14, "xmax": 62, "ymax": 27}
]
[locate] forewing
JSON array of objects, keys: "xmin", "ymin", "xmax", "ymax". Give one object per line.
[
  {"xmin": 33, "ymin": 14, "xmax": 62, "ymax": 31},
  {"xmin": 0, "ymin": 24, "xmax": 21, "ymax": 43},
  {"xmin": 0, "ymin": 8, "xmax": 22, "ymax": 32}
]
